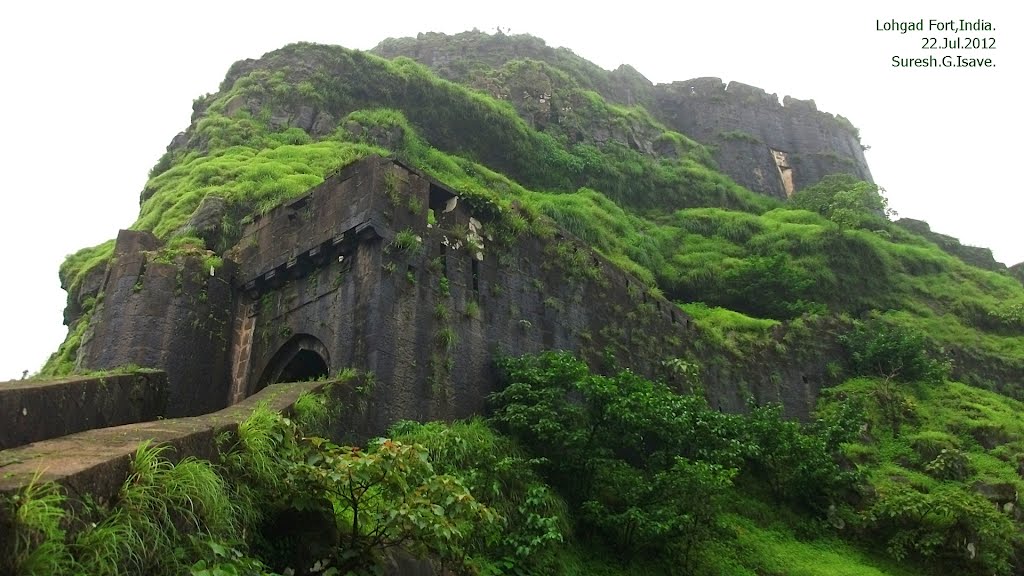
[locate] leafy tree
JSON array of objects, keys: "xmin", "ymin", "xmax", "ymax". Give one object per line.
[
  {"xmin": 792, "ymin": 174, "xmax": 895, "ymax": 229},
  {"xmin": 489, "ymin": 352, "xmax": 742, "ymax": 568},
  {"xmin": 838, "ymin": 318, "xmax": 950, "ymax": 435},
  {"xmin": 866, "ymin": 484, "xmax": 1018, "ymax": 576},
  {"xmin": 490, "ymin": 351, "xmax": 862, "ymax": 570},
  {"xmin": 580, "ymin": 457, "xmax": 733, "ymax": 567},
  {"xmin": 741, "ymin": 402, "xmax": 860, "ymax": 512},
  {"xmin": 296, "ymin": 437, "xmax": 500, "ymax": 573},
  {"xmin": 388, "ymin": 419, "xmax": 569, "ymax": 573},
  {"xmin": 840, "ymin": 318, "xmax": 950, "ymax": 385},
  {"xmin": 717, "ymin": 254, "xmax": 820, "ymax": 319}
]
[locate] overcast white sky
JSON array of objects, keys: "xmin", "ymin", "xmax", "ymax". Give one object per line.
[{"xmin": 0, "ymin": 1, "xmax": 1018, "ymax": 380}]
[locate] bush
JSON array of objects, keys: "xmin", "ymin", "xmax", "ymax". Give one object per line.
[
  {"xmin": 792, "ymin": 174, "xmax": 894, "ymax": 229},
  {"xmin": 865, "ymin": 484, "xmax": 1018, "ymax": 575},
  {"xmin": 840, "ymin": 317, "xmax": 950, "ymax": 384}
]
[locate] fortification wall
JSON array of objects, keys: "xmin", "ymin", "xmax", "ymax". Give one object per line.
[
  {"xmin": 77, "ymin": 230, "xmax": 237, "ymax": 417},
  {"xmin": 76, "ymin": 156, "xmax": 838, "ymax": 432},
  {"xmin": 0, "ymin": 371, "xmax": 166, "ymax": 450},
  {"xmin": 232, "ymin": 157, "xmax": 833, "ymax": 429},
  {"xmin": 0, "ymin": 375, "xmax": 372, "ymax": 506},
  {"xmin": 651, "ymin": 78, "xmax": 872, "ymax": 198}
]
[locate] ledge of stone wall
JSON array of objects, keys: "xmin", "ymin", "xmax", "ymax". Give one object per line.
[
  {"xmin": 0, "ymin": 375, "xmax": 372, "ymax": 502},
  {"xmin": 0, "ymin": 371, "xmax": 168, "ymax": 450}
]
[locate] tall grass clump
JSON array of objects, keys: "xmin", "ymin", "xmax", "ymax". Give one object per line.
[
  {"xmin": 218, "ymin": 403, "xmax": 298, "ymax": 531},
  {"xmin": 3, "ymin": 475, "xmax": 75, "ymax": 576},
  {"xmin": 111, "ymin": 441, "xmax": 236, "ymax": 573},
  {"xmin": 292, "ymin": 389, "xmax": 333, "ymax": 436}
]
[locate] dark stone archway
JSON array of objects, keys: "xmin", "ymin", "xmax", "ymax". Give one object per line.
[
  {"xmin": 278, "ymin": 350, "xmax": 329, "ymax": 383},
  {"xmin": 254, "ymin": 334, "xmax": 331, "ymax": 394}
]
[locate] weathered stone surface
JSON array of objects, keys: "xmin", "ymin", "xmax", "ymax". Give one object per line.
[
  {"xmin": 226, "ymin": 156, "xmax": 833, "ymax": 427},
  {"xmin": 183, "ymin": 194, "xmax": 227, "ymax": 246},
  {"xmin": 973, "ymin": 481, "xmax": 1018, "ymax": 507},
  {"xmin": 62, "ymin": 261, "xmax": 108, "ymax": 328},
  {"xmin": 294, "ymin": 105, "xmax": 316, "ymax": 132},
  {"xmin": 77, "ymin": 230, "xmax": 238, "ymax": 417},
  {"xmin": 0, "ymin": 371, "xmax": 167, "ymax": 450},
  {"xmin": 968, "ymin": 424, "xmax": 1015, "ymax": 450},
  {"xmin": 372, "ymin": 31, "xmax": 656, "ymax": 111},
  {"xmin": 371, "ymin": 33, "xmax": 871, "ymax": 199},
  {"xmin": 0, "ymin": 374, "xmax": 373, "ymax": 574},
  {"xmin": 344, "ymin": 120, "xmax": 406, "ymax": 151},
  {"xmin": 1011, "ymin": 262, "xmax": 1024, "ymax": 287},
  {"xmin": 652, "ymin": 78, "xmax": 871, "ymax": 199},
  {"xmin": 311, "ymin": 110, "xmax": 336, "ymax": 137},
  {"xmin": 0, "ymin": 376, "xmax": 369, "ymax": 497},
  {"xmin": 169, "ymin": 130, "xmax": 189, "ymax": 151},
  {"xmin": 76, "ymin": 156, "xmax": 839, "ymax": 439}
]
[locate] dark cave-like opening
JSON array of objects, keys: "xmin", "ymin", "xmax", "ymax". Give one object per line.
[{"xmin": 276, "ymin": 349, "xmax": 329, "ymax": 383}]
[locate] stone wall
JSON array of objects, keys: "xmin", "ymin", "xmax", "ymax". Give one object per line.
[
  {"xmin": 0, "ymin": 371, "xmax": 166, "ymax": 450},
  {"xmin": 651, "ymin": 78, "xmax": 871, "ymax": 199},
  {"xmin": 75, "ymin": 156, "xmax": 838, "ymax": 432},
  {"xmin": 0, "ymin": 374, "xmax": 371, "ymax": 509},
  {"xmin": 77, "ymin": 230, "xmax": 237, "ymax": 417},
  {"xmin": 232, "ymin": 157, "xmax": 832, "ymax": 429}
]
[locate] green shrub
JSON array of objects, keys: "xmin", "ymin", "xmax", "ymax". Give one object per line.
[
  {"xmin": 865, "ymin": 484, "xmax": 1017, "ymax": 575},
  {"xmin": 840, "ymin": 317, "xmax": 951, "ymax": 384}
]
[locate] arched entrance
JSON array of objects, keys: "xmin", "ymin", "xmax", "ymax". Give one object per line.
[
  {"xmin": 253, "ymin": 334, "xmax": 331, "ymax": 394},
  {"xmin": 278, "ymin": 350, "xmax": 329, "ymax": 382}
]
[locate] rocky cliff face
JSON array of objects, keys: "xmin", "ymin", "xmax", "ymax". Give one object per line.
[
  {"xmin": 43, "ymin": 31, "xmax": 1023, "ymax": 418},
  {"xmin": 1009, "ymin": 263, "xmax": 1024, "ymax": 288},
  {"xmin": 371, "ymin": 31, "xmax": 871, "ymax": 200},
  {"xmin": 651, "ymin": 78, "xmax": 871, "ymax": 199}
]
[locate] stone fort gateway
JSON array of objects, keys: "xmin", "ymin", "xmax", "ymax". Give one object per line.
[{"xmin": 78, "ymin": 155, "xmax": 706, "ymax": 430}]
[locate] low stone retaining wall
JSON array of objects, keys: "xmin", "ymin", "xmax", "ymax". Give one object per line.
[
  {"xmin": 0, "ymin": 375, "xmax": 370, "ymax": 500},
  {"xmin": 0, "ymin": 371, "xmax": 168, "ymax": 450}
]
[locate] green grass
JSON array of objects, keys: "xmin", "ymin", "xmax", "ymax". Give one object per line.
[
  {"xmin": 678, "ymin": 302, "xmax": 780, "ymax": 357},
  {"xmin": 5, "ymin": 475, "xmax": 75, "ymax": 575},
  {"xmin": 814, "ymin": 376, "xmax": 1024, "ymax": 573},
  {"xmin": 708, "ymin": 513, "xmax": 922, "ymax": 576},
  {"xmin": 58, "ymin": 240, "xmax": 115, "ymax": 294},
  {"xmin": 136, "ymin": 139, "xmax": 386, "ymax": 239}
]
